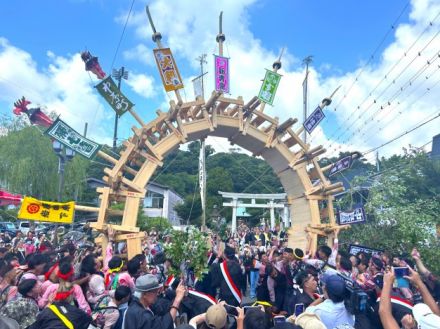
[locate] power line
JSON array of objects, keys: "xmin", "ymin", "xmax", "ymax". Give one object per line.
[
  {"xmin": 328, "ymin": 59, "xmax": 440, "ymax": 155},
  {"xmin": 361, "ymin": 111, "xmax": 440, "ymax": 156},
  {"xmin": 316, "ymin": 11, "xmax": 440, "ymax": 146},
  {"xmin": 326, "ymin": 38, "xmax": 440, "ymax": 149},
  {"xmin": 109, "ymin": 0, "xmax": 136, "ymax": 71},
  {"xmin": 356, "ymin": 69, "xmax": 440, "ymax": 150},
  {"xmin": 331, "ymin": 1, "xmax": 411, "ymax": 114}
]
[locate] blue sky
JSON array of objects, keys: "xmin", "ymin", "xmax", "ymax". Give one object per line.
[{"xmin": 0, "ymin": 0, "xmax": 438, "ymax": 161}]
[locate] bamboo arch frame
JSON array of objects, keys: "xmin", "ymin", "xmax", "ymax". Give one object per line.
[{"xmin": 77, "ymin": 8, "xmax": 347, "ymax": 259}]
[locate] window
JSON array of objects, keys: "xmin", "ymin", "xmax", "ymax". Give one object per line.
[{"xmin": 145, "ymin": 191, "xmax": 164, "ymax": 209}]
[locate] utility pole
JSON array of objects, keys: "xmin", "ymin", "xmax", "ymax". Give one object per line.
[
  {"xmin": 302, "ymin": 56, "xmax": 313, "ymax": 143},
  {"xmin": 376, "ymin": 151, "xmax": 380, "ymax": 173},
  {"xmin": 112, "ymin": 66, "xmax": 129, "ymax": 151},
  {"xmin": 196, "ymin": 54, "xmax": 207, "ymax": 98}
]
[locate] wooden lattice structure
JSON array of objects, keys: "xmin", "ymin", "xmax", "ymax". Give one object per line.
[{"xmin": 76, "ymin": 9, "xmax": 347, "ymax": 259}]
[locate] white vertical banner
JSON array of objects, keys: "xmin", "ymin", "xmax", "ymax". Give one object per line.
[
  {"xmin": 192, "ymin": 75, "xmax": 203, "ymax": 99},
  {"xmin": 199, "ymin": 141, "xmax": 206, "ymax": 214}
]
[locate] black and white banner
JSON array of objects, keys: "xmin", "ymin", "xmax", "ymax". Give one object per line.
[
  {"xmin": 349, "ymin": 244, "xmax": 383, "ymax": 256},
  {"xmin": 328, "ymin": 155, "xmax": 353, "ymax": 177},
  {"xmin": 338, "ymin": 206, "xmax": 367, "ymax": 225}
]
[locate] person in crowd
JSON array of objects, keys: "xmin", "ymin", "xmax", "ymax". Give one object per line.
[
  {"xmin": 211, "ymin": 246, "xmax": 245, "ymax": 306},
  {"xmin": 123, "ymin": 273, "xmax": 186, "ymax": 329},
  {"xmin": 39, "ymin": 259, "xmax": 91, "ymax": 314},
  {"xmin": 379, "ymin": 267, "xmax": 440, "ymax": 329},
  {"xmin": 0, "ymin": 262, "xmax": 18, "ymax": 306},
  {"xmin": 0, "ymin": 279, "xmax": 40, "ymax": 328},
  {"xmin": 29, "ymin": 281, "xmax": 92, "ymax": 329},
  {"xmin": 112, "ymin": 285, "xmax": 132, "ymax": 329},
  {"xmin": 292, "ymin": 271, "xmax": 319, "ymax": 309},
  {"xmin": 306, "ymin": 273, "xmax": 355, "ymax": 328}
]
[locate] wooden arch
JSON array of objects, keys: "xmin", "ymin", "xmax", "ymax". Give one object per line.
[
  {"xmin": 84, "ymin": 8, "xmax": 346, "ymax": 259},
  {"xmin": 89, "ymin": 89, "xmax": 345, "ymax": 259}
]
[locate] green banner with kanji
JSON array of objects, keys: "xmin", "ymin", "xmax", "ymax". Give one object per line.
[
  {"xmin": 45, "ymin": 118, "xmax": 101, "ymax": 159},
  {"xmin": 95, "ymin": 76, "xmax": 134, "ymax": 116},
  {"xmin": 258, "ymin": 70, "xmax": 282, "ymax": 105}
]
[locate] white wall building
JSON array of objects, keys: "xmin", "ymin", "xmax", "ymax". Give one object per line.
[
  {"xmin": 143, "ymin": 181, "xmax": 183, "ymax": 226},
  {"xmin": 86, "ymin": 178, "xmax": 183, "ymax": 226}
]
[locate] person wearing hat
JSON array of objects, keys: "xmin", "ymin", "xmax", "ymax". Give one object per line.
[
  {"xmin": 294, "ymin": 312, "xmax": 326, "ymax": 329},
  {"xmin": 306, "ymin": 273, "xmax": 355, "ymax": 329},
  {"xmin": 0, "ymin": 279, "xmax": 40, "ymax": 328},
  {"xmin": 188, "ymin": 303, "xmax": 230, "ymax": 329},
  {"xmin": 123, "ymin": 273, "xmax": 187, "ymax": 329}
]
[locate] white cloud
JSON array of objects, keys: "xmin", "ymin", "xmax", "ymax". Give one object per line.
[
  {"xmin": 122, "ymin": 43, "xmax": 154, "ymax": 66},
  {"xmin": 0, "ymin": 38, "xmax": 111, "ymax": 144},
  {"xmin": 125, "ymin": 72, "xmax": 156, "ymax": 98},
  {"xmin": 118, "ymin": 0, "xmax": 440, "ymax": 159}
]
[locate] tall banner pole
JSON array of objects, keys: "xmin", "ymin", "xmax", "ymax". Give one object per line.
[
  {"xmin": 199, "ymin": 140, "xmax": 206, "ymax": 231},
  {"xmin": 302, "ymin": 56, "xmax": 313, "ymax": 143}
]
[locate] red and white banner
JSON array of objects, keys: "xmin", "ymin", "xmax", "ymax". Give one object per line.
[
  {"xmin": 0, "ymin": 190, "xmax": 22, "ymax": 207},
  {"xmin": 188, "ymin": 289, "xmax": 217, "ymax": 305},
  {"xmin": 220, "ymin": 261, "xmax": 242, "ymax": 304}
]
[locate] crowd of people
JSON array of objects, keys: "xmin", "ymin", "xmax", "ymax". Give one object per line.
[{"xmin": 0, "ymin": 222, "xmax": 439, "ymax": 329}]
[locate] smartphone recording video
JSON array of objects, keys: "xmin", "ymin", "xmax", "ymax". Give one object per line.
[
  {"xmin": 224, "ymin": 304, "xmax": 238, "ymax": 317},
  {"xmin": 243, "ymin": 306, "xmax": 261, "ymax": 314},
  {"xmin": 294, "ymin": 303, "xmax": 304, "ymax": 316},
  {"xmin": 393, "ymin": 267, "xmax": 410, "ymax": 288}
]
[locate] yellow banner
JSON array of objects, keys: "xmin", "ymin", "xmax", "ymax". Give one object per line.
[
  {"xmin": 153, "ymin": 48, "xmax": 184, "ymax": 92},
  {"xmin": 18, "ymin": 197, "xmax": 74, "ymax": 224}
]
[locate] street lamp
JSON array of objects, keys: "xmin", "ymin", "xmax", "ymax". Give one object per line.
[{"xmin": 52, "ymin": 140, "xmax": 75, "ymax": 202}]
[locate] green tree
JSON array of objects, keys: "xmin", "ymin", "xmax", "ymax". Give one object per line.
[
  {"xmin": 0, "ymin": 116, "xmax": 89, "ymax": 202},
  {"xmin": 339, "ymin": 151, "xmax": 440, "ymax": 274}
]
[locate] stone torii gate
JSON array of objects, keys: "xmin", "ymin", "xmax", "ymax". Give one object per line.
[{"xmin": 219, "ymin": 191, "xmax": 289, "ymax": 233}]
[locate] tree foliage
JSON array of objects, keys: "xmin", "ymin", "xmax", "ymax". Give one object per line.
[
  {"xmin": 338, "ymin": 150, "xmax": 440, "ymax": 274},
  {"xmin": 0, "ymin": 116, "xmax": 89, "ymax": 202}
]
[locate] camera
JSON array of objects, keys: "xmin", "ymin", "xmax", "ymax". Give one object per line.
[{"xmin": 338, "ymin": 273, "xmax": 369, "ymax": 315}]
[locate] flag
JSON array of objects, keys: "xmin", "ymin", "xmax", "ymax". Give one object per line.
[
  {"xmin": 45, "ymin": 118, "xmax": 101, "ymax": 159},
  {"xmin": 0, "ymin": 190, "xmax": 22, "ymax": 207},
  {"xmin": 95, "ymin": 76, "xmax": 134, "ymax": 116},
  {"xmin": 303, "ymin": 106, "xmax": 325, "ymax": 134},
  {"xmin": 199, "ymin": 141, "xmax": 206, "ymax": 214},
  {"xmin": 18, "ymin": 197, "xmax": 75, "ymax": 224},
  {"xmin": 214, "ymin": 55, "xmax": 230, "ymax": 93},
  {"xmin": 153, "ymin": 48, "xmax": 184, "ymax": 92},
  {"xmin": 338, "ymin": 206, "xmax": 367, "ymax": 225},
  {"xmin": 258, "ymin": 70, "xmax": 282, "ymax": 105},
  {"xmin": 192, "ymin": 75, "xmax": 203, "ymax": 99}
]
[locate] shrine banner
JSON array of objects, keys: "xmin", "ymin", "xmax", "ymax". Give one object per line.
[
  {"xmin": 338, "ymin": 206, "xmax": 367, "ymax": 225},
  {"xmin": 329, "ymin": 155, "xmax": 353, "ymax": 177},
  {"xmin": 214, "ymin": 55, "xmax": 230, "ymax": 93},
  {"xmin": 45, "ymin": 118, "xmax": 101, "ymax": 159},
  {"xmin": 153, "ymin": 48, "xmax": 184, "ymax": 92},
  {"xmin": 95, "ymin": 76, "xmax": 134, "ymax": 116},
  {"xmin": 192, "ymin": 75, "xmax": 203, "ymax": 98},
  {"xmin": 258, "ymin": 70, "xmax": 282, "ymax": 105},
  {"xmin": 304, "ymin": 106, "xmax": 325, "ymax": 134},
  {"xmin": 18, "ymin": 197, "xmax": 74, "ymax": 224},
  {"xmin": 349, "ymin": 244, "xmax": 383, "ymax": 256}
]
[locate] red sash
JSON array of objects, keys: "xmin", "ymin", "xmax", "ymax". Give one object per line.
[
  {"xmin": 220, "ymin": 261, "xmax": 242, "ymax": 304},
  {"xmin": 188, "ymin": 289, "xmax": 217, "ymax": 305}
]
